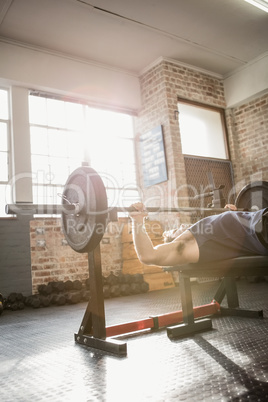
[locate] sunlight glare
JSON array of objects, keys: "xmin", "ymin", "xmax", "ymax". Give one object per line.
[{"xmin": 0, "ymin": 89, "xmax": 9, "ymax": 119}]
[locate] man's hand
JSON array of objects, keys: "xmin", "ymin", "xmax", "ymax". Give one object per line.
[
  {"xmin": 224, "ymin": 204, "xmax": 237, "ymax": 211},
  {"xmin": 129, "ymin": 202, "xmax": 149, "ymax": 223}
]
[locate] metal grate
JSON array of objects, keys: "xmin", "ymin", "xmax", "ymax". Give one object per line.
[{"xmin": 183, "ymin": 156, "xmax": 235, "ymax": 222}]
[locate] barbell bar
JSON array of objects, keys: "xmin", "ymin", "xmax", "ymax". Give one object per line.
[
  {"xmin": 7, "ymin": 181, "xmax": 268, "ymax": 217},
  {"xmin": 5, "ymin": 203, "xmax": 238, "ymax": 216}
]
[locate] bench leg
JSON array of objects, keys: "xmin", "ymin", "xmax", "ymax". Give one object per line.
[
  {"xmin": 220, "ymin": 307, "xmax": 263, "ymax": 318},
  {"xmin": 224, "ymin": 277, "xmax": 239, "ymax": 308},
  {"xmin": 213, "ymin": 279, "xmax": 226, "ymax": 304},
  {"xmin": 167, "ymin": 273, "xmax": 212, "ymax": 338},
  {"xmin": 214, "ymin": 277, "xmax": 263, "ymax": 318}
]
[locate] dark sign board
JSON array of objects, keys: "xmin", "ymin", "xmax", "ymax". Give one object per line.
[{"xmin": 139, "ymin": 125, "xmax": 168, "ymax": 187}]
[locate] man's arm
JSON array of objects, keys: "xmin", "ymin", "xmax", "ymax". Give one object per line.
[{"xmin": 129, "ymin": 203, "xmax": 199, "ymax": 267}]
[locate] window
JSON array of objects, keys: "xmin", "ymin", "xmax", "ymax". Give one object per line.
[
  {"xmin": 29, "ymin": 94, "xmax": 139, "ymax": 209},
  {"xmin": 0, "ymin": 88, "xmax": 11, "ymax": 216},
  {"xmin": 85, "ymin": 107, "xmax": 138, "ymax": 207},
  {"xmin": 177, "ymin": 99, "xmax": 228, "ymax": 160}
]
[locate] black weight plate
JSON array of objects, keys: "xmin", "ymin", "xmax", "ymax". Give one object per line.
[
  {"xmin": 235, "ymin": 181, "xmax": 268, "ymax": 211},
  {"xmin": 61, "ymin": 167, "xmax": 108, "ymax": 253}
]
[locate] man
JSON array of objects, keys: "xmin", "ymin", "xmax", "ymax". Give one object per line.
[{"xmin": 129, "ymin": 202, "xmax": 268, "ymax": 267}]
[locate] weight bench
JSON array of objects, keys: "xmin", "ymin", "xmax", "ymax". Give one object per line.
[{"xmin": 164, "ymin": 255, "xmax": 268, "ymax": 338}]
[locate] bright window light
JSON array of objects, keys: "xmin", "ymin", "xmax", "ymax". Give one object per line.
[
  {"xmin": 244, "ymin": 0, "xmax": 268, "ymax": 13},
  {"xmin": 29, "ymin": 94, "xmax": 138, "ymax": 208},
  {"xmin": 178, "ymin": 102, "xmax": 228, "ymax": 160}
]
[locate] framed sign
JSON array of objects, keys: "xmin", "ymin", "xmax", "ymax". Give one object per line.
[{"xmin": 139, "ymin": 125, "xmax": 168, "ymax": 187}]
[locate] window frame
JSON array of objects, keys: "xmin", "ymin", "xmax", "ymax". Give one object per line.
[
  {"xmin": 0, "ymin": 88, "xmax": 12, "ymax": 217},
  {"xmin": 177, "ymin": 97, "xmax": 230, "ymax": 160},
  {"xmin": 0, "ymin": 88, "xmax": 11, "ymax": 184}
]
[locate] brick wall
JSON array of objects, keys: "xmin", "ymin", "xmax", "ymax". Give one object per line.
[
  {"xmin": 134, "ymin": 59, "xmax": 226, "ymax": 225},
  {"xmin": 30, "ymin": 218, "xmax": 125, "ymax": 294},
  {"xmin": 226, "ymin": 93, "xmax": 268, "ymax": 192},
  {"xmin": 30, "ymin": 218, "xmax": 88, "ymax": 294}
]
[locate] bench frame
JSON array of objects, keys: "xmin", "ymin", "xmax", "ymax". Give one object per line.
[{"xmin": 164, "ymin": 256, "xmax": 268, "ymax": 338}]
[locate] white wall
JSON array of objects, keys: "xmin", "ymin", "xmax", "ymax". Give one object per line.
[
  {"xmin": 1, "ymin": 39, "xmax": 268, "ymax": 113},
  {"xmin": 224, "ymin": 52, "xmax": 268, "ymax": 108},
  {"xmin": 0, "ymin": 40, "xmax": 141, "ymax": 113}
]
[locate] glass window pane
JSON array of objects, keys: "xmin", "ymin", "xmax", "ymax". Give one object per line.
[
  {"xmin": 49, "ymin": 157, "xmax": 69, "ymax": 184},
  {"xmin": 117, "ymin": 188, "xmax": 141, "ymax": 208},
  {"xmin": 29, "ymin": 96, "xmax": 47, "ymax": 125},
  {"xmin": 178, "ymin": 102, "xmax": 227, "ymax": 159},
  {"xmin": 45, "ymin": 185, "xmax": 62, "ymax": 204},
  {"xmin": 33, "ymin": 185, "xmax": 60, "ymax": 205},
  {"xmin": 48, "ymin": 129, "xmax": 68, "ymax": 157},
  {"xmin": 65, "ymin": 102, "xmax": 84, "ymax": 130},
  {"xmin": 0, "ymin": 89, "xmax": 9, "ymax": 119},
  {"xmin": 68, "ymin": 158, "xmax": 82, "ymax": 174},
  {"xmin": 31, "ymin": 155, "xmax": 50, "ymax": 181},
  {"xmin": 29, "ymin": 95, "xmax": 136, "ymax": 208},
  {"xmin": 106, "ymin": 188, "xmax": 140, "ymax": 210},
  {"xmin": 115, "ymin": 113, "xmax": 134, "ymax": 139},
  {"xmin": 87, "ymin": 108, "xmax": 134, "ymax": 139},
  {"xmin": 67, "ymin": 131, "xmax": 84, "ymax": 159},
  {"xmin": 0, "ymin": 122, "xmax": 8, "ymax": 151},
  {"xmin": 47, "ymin": 98, "xmax": 65, "ymax": 128},
  {"xmin": 32, "ymin": 185, "xmax": 45, "ymax": 204},
  {"xmin": 30, "ymin": 126, "xmax": 48, "ymax": 155},
  {"xmin": 0, "ymin": 152, "xmax": 8, "ymax": 181},
  {"xmin": 113, "ymin": 138, "xmax": 134, "ymax": 163},
  {"xmin": 120, "ymin": 164, "xmax": 137, "ymax": 185}
]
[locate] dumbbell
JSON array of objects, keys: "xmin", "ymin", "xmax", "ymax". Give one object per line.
[
  {"xmin": 120, "ymin": 283, "xmax": 131, "ymax": 296},
  {"xmin": 25, "ymin": 295, "xmax": 41, "ymax": 309},
  {"xmin": 65, "ymin": 291, "xmax": 81, "ymax": 304},
  {"xmin": 6, "ymin": 293, "xmax": 17, "ymax": 303},
  {"xmin": 106, "ymin": 273, "xmax": 119, "ymax": 286},
  {"xmin": 5, "ymin": 293, "xmax": 25, "ymax": 309},
  {"xmin": 140, "ymin": 282, "xmax": 149, "ymax": 293},
  {"xmin": 5, "ymin": 302, "xmax": 25, "ymax": 311},
  {"xmin": 49, "ymin": 281, "xmax": 65, "ymax": 293},
  {"xmin": 73, "ymin": 280, "xmax": 82, "ymax": 290},
  {"xmin": 38, "ymin": 284, "xmax": 53, "ymax": 295},
  {"xmin": 80, "ymin": 289, "xmax": 90, "ymax": 301},
  {"xmin": 103, "ymin": 285, "xmax": 110, "ymax": 299},
  {"xmin": 132, "ymin": 274, "xmax": 144, "ymax": 283},
  {"xmin": 39, "ymin": 295, "xmax": 51, "ymax": 307},
  {"xmin": 123, "ymin": 274, "xmax": 133, "ymax": 284},
  {"xmin": 109, "ymin": 284, "xmax": 121, "ymax": 298},
  {"xmin": 50, "ymin": 293, "xmax": 66, "ymax": 306},
  {"xmin": 64, "ymin": 280, "xmax": 74, "ymax": 291},
  {"xmin": 129, "ymin": 283, "xmax": 142, "ymax": 294}
]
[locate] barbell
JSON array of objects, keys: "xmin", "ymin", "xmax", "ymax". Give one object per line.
[{"xmin": 5, "ymin": 167, "xmax": 268, "ymax": 253}]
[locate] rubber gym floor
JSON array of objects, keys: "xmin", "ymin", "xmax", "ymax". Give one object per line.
[{"xmin": 1, "ymin": 278, "xmax": 268, "ymax": 402}]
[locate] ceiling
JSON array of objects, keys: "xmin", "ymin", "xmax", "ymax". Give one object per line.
[{"xmin": 0, "ymin": 0, "xmax": 268, "ymax": 77}]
